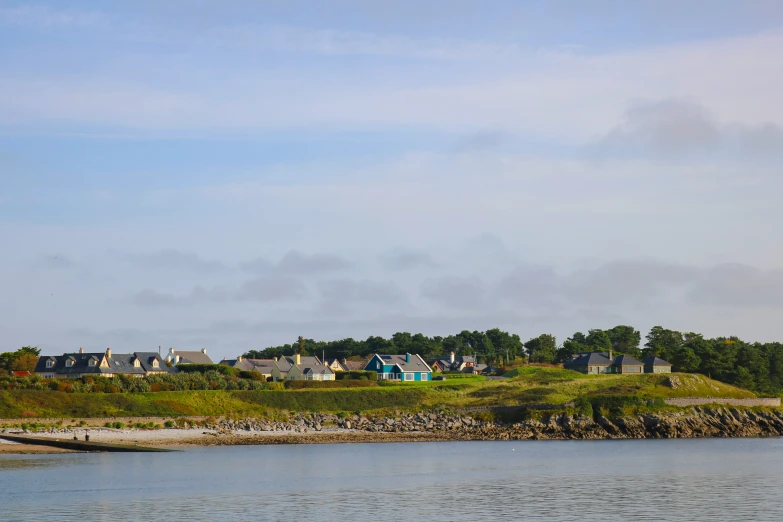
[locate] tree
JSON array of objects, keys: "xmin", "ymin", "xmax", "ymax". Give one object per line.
[
  {"xmin": 643, "ymin": 326, "xmax": 683, "ymax": 361},
  {"xmin": 672, "ymin": 346, "xmax": 700, "ymax": 372},
  {"xmin": 606, "ymin": 325, "xmax": 642, "ymax": 357},
  {"xmin": 525, "ymin": 334, "xmax": 557, "ymax": 364},
  {"xmin": 586, "ymin": 329, "xmax": 612, "ymax": 351},
  {"xmin": 10, "ymin": 353, "xmax": 38, "ymax": 372},
  {"xmin": 1, "ymin": 346, "xmax": 40, "ymax": 372},
  {"xmin": 557, "ymin": 332, "xmax": 590, "ymax": 362}
]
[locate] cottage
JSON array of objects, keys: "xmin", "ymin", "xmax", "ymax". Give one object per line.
[
  {"xmin": 219, "ymin": 356, "xmax": 255, "ymax": 371},
  {"xmin": 644, "ymin": 356, "xmax": 673, "ymax": 374},
  {"xmin": 271, "ymin": 354, "xmax": 335, "ymax": 381},
  {"xmin": 35, "ymin": 348, "xmax": 170, "ymax": 379},
  {"xmin": 364, "ymin": 353, "xmax": 432, "ymax": 382},
  {"xmin": 324, "ymin": 358, "xmax": 348, "ymax": 372},
  {"xmin": 564, "ymin": 351, "xmax": 648, "ymax": 375},
  {"xmin": 164, "ymin": 348, "xmax": 214, "ymax": 366},
  {"xmin": 430, "ymin": 352, "xmax": 476, "ymax": 372}
]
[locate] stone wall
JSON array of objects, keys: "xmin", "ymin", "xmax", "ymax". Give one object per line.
[{"xmin": 664, "ymin": 397, "xmax": 781, "ymax": 407}]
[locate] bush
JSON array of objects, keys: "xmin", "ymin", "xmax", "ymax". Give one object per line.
[
  {"xmin": 284, "ymin": 380, "xmax": 378, "ymax": 389},
  {"xmin": 176, "ymin": 364, "xmax": 238, "ymax": 376},
  {"xmin": 335, "ymin": 371, "xmax": 377, "ymax": 381},
  {"xmin": 574, "ymin": 397, "xmax": 593, "ymax": 417},
  {"xmin": 164, "ymin": 420, "xmax": 175, "ymax": 428}
]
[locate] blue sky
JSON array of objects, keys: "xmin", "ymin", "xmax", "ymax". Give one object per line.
[{"xmin": 2, "ymin": 1, "xmax": 783, "ymax": 359}]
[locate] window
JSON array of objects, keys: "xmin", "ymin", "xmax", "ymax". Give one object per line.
[
  {"xmin": 66, "ymin": 359, "xmax": 73, "ymax": 367},
  {"xmin": 89, "ymin": 359, "xmax": 95, "ymax": 367},
  {"xmin": 46, "ymin": 360, "xmax": 53, "ymax": 368},
  {"xmin": 377, "ymin": 361, "xmax": 381, "ymax": 369},
  {"xmin": 153, "ymin": 360, "xmax": 159, "ymax": 368},
  {"xmin": 134, "ymin": 359, "xmax": 141, "ymax": 368}
]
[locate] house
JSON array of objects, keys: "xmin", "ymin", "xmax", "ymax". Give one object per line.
[
  {"xmin": 644, "ymin": 356, "xmax": 673, "ymax": 374},
  {"xmin": 271, "ymin": 354, "xmax": 335, "ymax": 381},
  {"xmin": 430, "ymin": 352, "xmax": 476, "ymax": 372},
  {"xmin": 564, "ymin": 351, "xmax": 653, "ymax": 375},
  {"xmin": 364, "ymin": 353, "xmax": 432, "ymax": 382},
  {"xmin": 164, "ymin": 348, "xmax": 214, "ymax": 366},
  {"xmin": 324, "ymin": 358, "xmax": 348, "ymax": 372},
  {"xmin": 219, "ymin": 356, "xmax": 255, "ymax": 371},
  {"xmin": 34, "ymin": 348, "xmax": 169, "ymax": 379}
]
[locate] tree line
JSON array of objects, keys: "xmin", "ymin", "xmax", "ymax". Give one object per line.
[{"xmin": 243, "ymin": 329, "xmax": 524, "ymax": 366}]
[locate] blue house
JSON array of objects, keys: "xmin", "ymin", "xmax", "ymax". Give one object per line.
[{"xmin": 364, "ymin": 353, "xmax": 432, "ymax": 382}]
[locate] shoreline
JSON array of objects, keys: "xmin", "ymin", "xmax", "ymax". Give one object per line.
[{"xmin": 3, "ymin": 406, "xmax": 783, "ymax": 454}]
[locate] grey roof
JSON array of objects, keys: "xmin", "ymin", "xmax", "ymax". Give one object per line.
[
  {"xmin": 565, "ymin": 352, "xmax": 612, "ymax": 367},
  {"xmin": 611, "ymin": 355, "xmax": 643, "ymax": 367},
  {"xmin": 35, "ymin": 351, "xmax": 169, "ymax": 376},
  {"xmin": 173, "ymin": 351, "xmax": 214, "ymax": 365},
  {"xmin": 343, "ymin": 360, "xmax": 366, "ymax": 371},
  {"xmin": 220, "ymin": 358, "xmax": 254, "ymax": 371},
  {"xmin": 643, "ymin": 356, "xmax": 672, "ymax": 366},
  {"xmin": 369, "ymin": 354, "xmax": 432, "ymax": 373},
  {"xmin": 276, "ymin": 356, "xmax": 334, "ymax": 375},
  {"xmin": 244, "ymin": 359, "xmax": 276, "ymax": 372}
]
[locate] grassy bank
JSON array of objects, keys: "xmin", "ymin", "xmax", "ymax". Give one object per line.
[{"xmin": 0, "ymin": 369, "xmax": 758, "ymax": 420}]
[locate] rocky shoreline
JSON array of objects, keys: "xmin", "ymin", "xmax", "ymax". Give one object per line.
[
  {"xmin": 2, "ymin": 407, "xmax": 782, "ymax": 452},
  {"xmin": 200, "ymin": 407, "xmax": 783, "ymax": 443}
]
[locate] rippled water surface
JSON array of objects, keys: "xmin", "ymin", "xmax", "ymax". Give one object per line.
[{"xmin": 1, "ymin": 438, "xmax": 782, "ymax": 521}]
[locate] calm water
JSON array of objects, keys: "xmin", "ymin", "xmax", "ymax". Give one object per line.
[{"xmin": 1, "ymin": 438, "xmax": 782, "ymax": 521}]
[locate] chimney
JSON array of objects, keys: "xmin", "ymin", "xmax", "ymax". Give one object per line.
[
  {"xmin": 79, "ymin": 347, "xmax": 84, "ymax": 354},
  {"xmin": 450, "ymin": 351, "xmax": 455, "ymax": 364},
  {"xmin": 273, "ymin": 356, "xmax": 278, "ymax": 362},
  {"xmin": 608, "ymin": 348, "xmax": 613, "ymax": 361},
  {"xmin": 106, "ymin": 347, "xmax": 112, "ymax": 359},
  {"xmin": 295, "ymin": 353, "xmax": 301, "ymax": 365},
  {"xmin": 201, "ymin": 348, "xmax": 207, "ymax": 354},
  {"xmin": 342, "ymin": 358, "xmax": 347, "ymax": 365},
  {"xmin": 406, "ymin": 353, "xmax": 411, "ymax": 363},
  {"xmin": 237, "ymin": 356, "xmax": 243, "ymax": 362}
]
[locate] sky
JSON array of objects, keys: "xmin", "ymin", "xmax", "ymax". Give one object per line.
[{"xmin": 1, "ymin": 0, "xmax": 783, "ymax": 359}]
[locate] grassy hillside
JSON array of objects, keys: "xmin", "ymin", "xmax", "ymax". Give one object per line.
[{"xmin": 0, "ymin": 369, "xmax": 758, "ymax": 420}]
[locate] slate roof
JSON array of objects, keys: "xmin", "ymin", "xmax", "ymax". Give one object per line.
[
  {"xmin": 343, "ymin": 360, "xmax": 366, "ymax": 371},
  {"xmin": 643, "ymin": 356, "xmax": 672, "ymax": 366},
  {"xmin": 34, "ymin": 351, "xmax": 169, "ymax": 376},
  {"xmin": 244, "ymin": 359, "xmax": 276, "ymax": 372},
  {"xmin": 431, "ymin": 354, "xmax": 476, "ymax": 371},
  {"xmin": 172, "ymin": 350, "xmax": 214, "ymax": 365},
  {"xmin": 611, "ymin": 355, "xmax": 643, "ymax": 367},
  {"xmin": 566, "ymin": 352, "xmax": 612, "ymax": 367}
]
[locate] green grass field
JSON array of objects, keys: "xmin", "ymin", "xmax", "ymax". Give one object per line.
[{"xmin": 0, "ymin": 369, "xmax": 758, "ymax": 420}]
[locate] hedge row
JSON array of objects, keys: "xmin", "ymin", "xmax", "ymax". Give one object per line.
[
  {"xmin": 334, "ymin": 370, "xmax": 377, "ymax": 380},
  {"xmin": 176, "ymin": 364, "xmax": 238, "ymax": 376},
  {"xmin": 0, "ymin": 372, "xmax": 271, "ymax": 394},
  {"xmin": 283, "ymin": 380, "xmax": 378, "ymax": 389}
]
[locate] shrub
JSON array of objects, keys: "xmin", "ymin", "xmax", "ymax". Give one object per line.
[
  {"xmin": 112, "ymin": 422, "xmax": 125, "ymax": 429},
  {"xmin": 164, "ymin": 420, "xmax": 175, "ymax": 428},
  {"xmin": 574, "ymin": 397, "xmax": 593, "ymax": 417},
  {"xmin": 335, "ymin": 370, "xmax": 377, "ymax": 381}
]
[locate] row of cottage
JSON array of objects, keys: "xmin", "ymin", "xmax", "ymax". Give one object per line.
[
  {"xmin": 33, "ymin": 347, "xmax": 436, "ymax": 382},
  {"xmin": 31, "ymin": 346, "xmax": 672, "ymax": 381}
]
